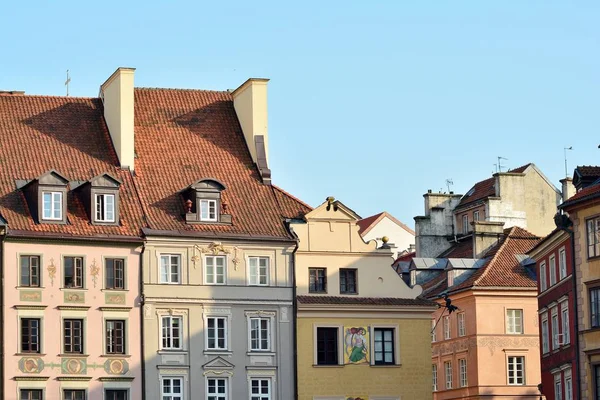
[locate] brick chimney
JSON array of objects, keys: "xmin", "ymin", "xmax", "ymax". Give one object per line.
[
  {"xmin": 232, "ymin": 78, "xmax": 271, "ymax": 184},
  {"xmin": 100, "ymin": 67, "xmax": 136, "ymax": 171},
  {"xmin": 560, "ymin": 177, "xmax": 575, "ymax": 202},
  {"xmin": 472, "ymin": 221, "xmax": 505, "ymax": 258}
]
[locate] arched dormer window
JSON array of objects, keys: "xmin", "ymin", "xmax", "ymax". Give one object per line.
[{"xmin": 184, "ymin": 178, "xmax": 231, "ymax": 224}]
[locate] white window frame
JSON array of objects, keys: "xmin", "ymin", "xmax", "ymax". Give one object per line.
[
  {"xmin": 444, "ymin": 361, "xmax": 453, "ymax": 389},
  {"xmin": 161, "ymin": 315, "xmax": 183, "ymax": 350},
  {"xmin": 458, "ymin": 312, "xmax": 466, "ymax": 337},
  {"xmin": 507, "ymin": 356, "xmax": 525, "ymax": 385},
  {"xmin": 205, "ymin": 316, "xmax": 228, "ymax": 351},
  {"xmin": 94, "ymin": 193, "xmax": 115, "ymax": 222},
  {"xmin": 561, "ymin": 302, "xmax": 570, "ymax": 345},
  {"xmin": 541, "ymin": 313, "xmax": 549, "ymax": 354},
  {"xmin": 200, "ymin": 199, "xmax": 218, "ymax": 222},
  {"xmin": 249, "ymin": 377, "xmax": 271, "ymax": 400},
  {"xmin": 205, "ymin": 256, "xmax": 227, "ymax": 285},
  {"xmin": 370, "ymin": 324, "xmax": 400, "ymax": 366},
  {"xmin": 459, "ymin": 358, "xmax": 467, "ymax": 387},
  {"xmin": 559, "ymin": 247, "xmax": 567, "ymax": 280},
  {"xmin": 247, "ymin": 311, "xmax": 275, "ymax": 353},
  {"xmin": 312, "ymin": 324, "xmax": 344, "ymax": 366},
  {"xmin": 552, "ymin": 307, "xmax": 560, "ymax": 349},
  {"xmin": 549, "ymin": 254, "xmax": 557, "ymax": 286},
  {"xmin": 506, "ymin": 309, "xmax": 523, "ymax": 334},
  {"xmin": 462, "ymin": 215, "xmax": 469, "ymax": 234},
  {"xmin": 431, "ymin": 319, "xmax": 437, "ymax": 342},
  {"xmin": 443, "ymin": 316, "xmax": 450, "ymax": 340},
  {"xmin": 555, "ymin": 372, "xmax": 563, "ymax": 400},
  {"xmin": 248, "ymin": 256, "xmax": 269, "ymax": 286},
  {"xmin": 206, "ymin": 376, "xmax": 228, "ymax": 400},
  {"xmin": 433, "ymin": 364, "xmax": 438, "ymax": 391},
  {"xmin": 159, "ymin": 254, "xmax": 181, "ymax": 284},
  {"xmin": 564, "ymin": 368, "xmax": 573, "ymax": 400},
  {"xmin": 42, "ymin": 191, "xmax": 62, "ymax": 220},
  {"xmin": 161, "ymin": 376, "xmax": 184, "ymax": 400},
  {"xmin": 540, "ymin": 261, "xmax": 547, "ymax": 292},
  {"xmin": 249, "ymin": 317, "xmax": 271, "ymax": 352},
  {"xmin": 473, "ymin": 210, "xmax": 480, "ymax": 221}
]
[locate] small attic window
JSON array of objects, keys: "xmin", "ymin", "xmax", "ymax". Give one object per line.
[
  {"xmin": 200, "ymin": 199, "xmax": 217, "ymax": 222},
  {"xmin": 185, "ymin": 178, "xmax": 231, "ymax": 224},
  {"xmin": 75, "ymin": 173, "xmax": 121, "ymax": 226},
  {"xmin": 42, "ymin": 191, "xmax": 63, "ymax": 220},
  {"xmin": 95, "ymin": 193, "xmax": 115, "ymax": 222},
  {"xmin": 20, "ymin": 170, "xmax": 70, "ymax": 225}
]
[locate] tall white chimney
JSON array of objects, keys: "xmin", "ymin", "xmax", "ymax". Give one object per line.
[
  {"xmin": 232, "ymin": 78, "xmax": 271, "ymax": 184},
  {"xmin": 100, "ymin": 67, "xmax": 136, "ymax": 171}
]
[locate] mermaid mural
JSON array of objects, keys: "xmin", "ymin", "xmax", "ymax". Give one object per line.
[{"xmin": 344, "ymin": 326, "xmax": 369, "ymax": 364}]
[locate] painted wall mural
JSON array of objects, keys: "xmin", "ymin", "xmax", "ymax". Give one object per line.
[{"xmin": 344, "ymin": 326, "xmax": 369, "ymax": 364}]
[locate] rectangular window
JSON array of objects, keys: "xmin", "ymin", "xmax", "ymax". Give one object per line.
[
  {"xmin": 596, "ymin": 366, "xmax": 600, "ymax": 400},
  {"xmin": 161, "ymin": 316, "xmax": 182, "ymax": 350},
  {"xmin": 462, "ymin": 215, "xmax": 469, "ymax": 234},
  {"xmin": 565, "ymin": 370, "xmax": 573, "ymax": 400},
  {"xmin": 248, "ymin": 257, "xmax": 268, "ymax": 286},
  {"xmin": 95, "ymin": 193, "xmax": 115, "ymax": 222},
  {"xmin": 20, "ymin": 255, "xmax": 40, "ymax": 287},
  {"xmin": 339, "ymin": 268, "xmax": 357, "ymax": 294},
  {"xmin": 205, "ymin": 256, "xmax": 226, "ymax": 285},
  {"xmin": 542, "ymin": 317, "xmax": 549, "ymax": 354},
  {"xmin": 105, "ymin": 390, "xmax": 128, "ymax": 400},
  {"xmin": 21, "ymin": 318, "xmax": 40, "ymax": 353},
  {"xmin": 507, "ymin": 356, "xmax": 525, "ymax": 385},
  {"xmin": 63, "ymin": 390, "xmax": 85, "ymax": 400},
  {"xmin": 250, "ymin": 378, "xmax": 271, "ymax": 400},
  {"xmin": 105, "ymin": 258, "xmax": 125, "ymax": 289},
  {"xmin": 555, "ymin": 374, "xmax": 563, "ymax": 400},
  {"xmin": 559, "ymin": 248, "xmax": 567, "ymax": 280},
  {"xmin": 207, "ymin": 317, "xmax": 227, "ymax": 350},
  {"xmin": 309, "ymin": 268, "xmax": 327, "ymax": 293},
  {"xmin": 549, "ymin": 255, "xmax": 557, "ymax": 286},
  {"xmin": 458, "ymin": 313, "xmax": 466, "ymax": 337},
  {"xmin": 433, "ymin": 364, "xmax": 438, "ymax": 391},
  {"xmin": 250, "ymin": 318, "xmax": 270, "ymax": 351},
  {"xmin": 443, "ymin": 316, "xmax": 450, "ymax": 339},
  {"xmin": 316, "ymin": 327, "xmax": 338, "ymax": 365},
  {"xmin": 64, "ymin": 319, "xmax": 83, "ymax": 354},
  {"xmin": 431, "ymin": 319, "xmax": 437, "ymax": 342},
  {"xmin": 473, "ymin": 210, "xmax": 480, "ymax": 221},
  {"xmin": 562, "ymin": 303, "xmax": 570, "ymax": 345},
  {"xmin": 459, "ymin": 358, "xmax": 467, "ymax": 387},
  {"xmin": 42, "ymin": 191, "xmax": 62, "ymax": 220},
  {"xmin": 444, "ymin": 361, "xmax": 453, "ymax": 389},
  {"xmin": 106, "ymin": 320, "xmax": 125, "ymax": 354},
  {"xmin": 506, "ymin": 309, "xmax": 523, "ymax": 334},
  {"xmin": 374, "ymin": 328, "xmax": 395, "ymax": 365},
  {"xmin": 64, "ymin": 256, "xmax": 83, "ymax": 288},
  {"xmin": 161, "ymin": 377, "xmax": 183, "ymax": 400},
  {"xmin": 20, "ymin": 390, "xmax": 42, "ymax": 400},
  {"xmin": 552, "ymin": 311, "xmax": 560, "ymax": 349},
  {"xmin": 587, "ymin": 217, "xmax": 600, "ymax": 258},
  {"xmin": 540, "ymin": 261, "xmax": 547, "ymax": 292},
  {"xmin": 160, "ymin": 254, "xmax": 181, "ymax": 284},
  {"xmin": 207, "ymin": 377, "xmax": 227, "ymax": 400},
  {"xmin": 591, "ymin": 288, "xmax": 600, "ymax": 328},
  {"xmin": 200, "ymin": 199, "xmax": 217, "ymax": 222}
]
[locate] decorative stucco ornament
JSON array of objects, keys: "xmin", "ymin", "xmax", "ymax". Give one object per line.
[
  {"xmin": 90, "ymin": 258, "xmax": 100, "ymax": 288},
  {"xmin": 47, "ymin": 258, "xmax": 56, "ymax": 286},
  {"xmin": 192, "ymin": 242, "xmax": 242, "ymax": 270}
]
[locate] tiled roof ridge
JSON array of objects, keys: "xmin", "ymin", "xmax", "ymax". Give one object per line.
[
  {"xmin": 135, "ymin": 87, "xmax": 231, "ymax": 95},
  {"xmin": 271, "ymin": 185, "xmax": 313, "ymax": 213},
  {"xmin": 508, "ymin": 163, "xmax": 532, "ymax": 173},
  {"xmin": 0, "ymin": 93, "xmax": 98, "ymax": 100}
]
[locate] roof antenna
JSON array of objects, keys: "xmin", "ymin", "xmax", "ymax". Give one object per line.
[
  {"xmin": 446, "ymin": 179, "xmax": 454, "ymax": 193},
  {"xmin": 564, "ymin": 146, "xmax": 573, "ymax": 178},
  {"xmin": 497, "ymin": 156, "xmax": 508, "ymax": 173},
  {"xmin": 65, "ymin": 70, "xmax": 71, "ymax": 97}
]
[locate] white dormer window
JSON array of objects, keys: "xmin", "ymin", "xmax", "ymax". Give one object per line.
[
  {"xmin": 200, "ymin": 199, "xmax": 217, "ymax": 221},
  {"xmin": 42, "ymin": 191, "xmax": 62, "ymax": 220},
  {"xmin": 95, "ymin": 193, "xmax": 115, "ymax": 222}
]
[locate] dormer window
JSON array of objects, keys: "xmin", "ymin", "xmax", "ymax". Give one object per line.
[
  {"xmin": 42, "ymin": 191, "xmax": 63, "ymax": 220},
  {"xmin": 95, "ymin": 193, "xmax": 115, "ymax": 222},
  {"xmin": 184, "ymin": 178, "xmax": 232, "ymax": 224}
]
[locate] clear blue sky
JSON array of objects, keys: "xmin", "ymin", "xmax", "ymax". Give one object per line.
[{"xmin": 1, "ymin": 1, "xmax": 599, "ymax": 228}]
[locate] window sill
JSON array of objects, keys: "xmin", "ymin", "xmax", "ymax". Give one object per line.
[
  {"xmin": 15, "ymin": 353, "xmax": 46, "ymax": 356},
  {"xmin": 58, "ymin": 354, "xmax": 89, "ymax": 357},
  {"xmin": 308, "ymin": 292, "xmax": 328, "ymax": 295},
  {"xmin": 100, "ymin": 354, "xmax": 131, "ymax": 358},
  {"xmin": 101, "ymin": 289, "xmax": 128, "ymax": 292},
  {"xmin": 16, "ymin": 286, "xmax": 45, "ymax": 289},
  {"xmin": 340, "ymin": 292, "xmax": 359, "ymax": 296},
  {"xmin": 156, "ymin": 283, "xmax": 182, "ymax": 286},
  {"xmin": 371, "ymin": 364, "xmax": 402, "ymax": 368},
  {"xmin": 247, "ymin": 351, "xmax": 275, "ymax": 356},
  {"xmin": 60, "ymin": 288, "xmax": 87, "ymax": 291},
  {"xmin": 204, "ymin": 350, "xmax": 232, "ymax": 356},
  {"xmin": 157, "ymin": 350, "xmax": 187, "ymax": 355},
  {"xmin": 312, "ymin": 364, "xmax": 344, "ymax": 368}
]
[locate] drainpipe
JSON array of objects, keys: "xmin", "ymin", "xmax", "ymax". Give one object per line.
[
  {"xmin": 0, "ymin": 229, "xmax": 5, "ymax": 398},
  {"xmin": 139, "ymin": 243, "xmax": 146, "ymax": 400},
  {"xmin": 284, "ymin": 219, "xmax": 300, "ymax": 400}
]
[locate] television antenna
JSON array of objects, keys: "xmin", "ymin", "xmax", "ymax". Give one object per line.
[
  {"xmin": 564, "ymin": 146, "xmax": 573, "ymax": 178},
  {"xmin": 497, "ymin": 156, "xmax": 508, "ymax": 173},
  {"xmin": 65, "ymin": 70, "xmax": 71, "ymax": 96},
  {"xmin": 446, "ymin": 179, "xmax": 454, "ymax": 193}
]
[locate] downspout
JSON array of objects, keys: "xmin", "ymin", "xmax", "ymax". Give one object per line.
[
  {"xmin": 139, "ymin": 243, "xmax": 146, "ymax": 400},
  {"xmin": 284, "ymin": 219, "xmax": 300, "ymax": 400},
  {"xmin": 0, "ymin": 229, "xmax": 6, "ymax": 398}
]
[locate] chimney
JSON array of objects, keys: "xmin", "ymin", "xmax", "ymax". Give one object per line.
[
  {"xmin": 560, "ymin": 177, "xmax": 575, "ymax": 202},
  {"xmin": 232, "ymin": 78, "xmax": 271, "ymax": 184},
  {"xmin": 100, "ymin": 67, "xmax": 136, "ymax": 171},
  {"xmin": 472, "ymin": 221, "xmax": 505, "ymax": 258}
]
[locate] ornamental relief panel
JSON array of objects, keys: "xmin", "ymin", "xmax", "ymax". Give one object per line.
[
  {"xmin": 192, "ymin": 242, "xmax": 242, "ymax": 270},
  {"xmin": 432, "ymin": 336, "xmax": 540, "ymax": 357},
  {"xmin": 18, "ymin": 356, "xmax": 130, "ymax": 376}
]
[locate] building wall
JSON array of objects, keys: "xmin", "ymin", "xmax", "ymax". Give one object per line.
[
  {"xmin": 432, "ymin": 290, "xmax": 541, "ymax": 399},
  {"xmin": 522, "ymin": 168, "xmax": 562, "ymax": 237},
  {"xmin": 141, "ymin": 238, "xmax": 296, "ymax": 400},
  {"xmin": 454, "ymin": 205, "xmax": 486, "ymax": 235},
  {"xmin": 361, "ymin": 216, "xmax": 415, "ymax": 256},
  {"xmin": 297, "ymin": 316, "xmax": 433, "ymax": 400},
  {"xmin": 2, "ymin": 239, "xmax": 142, "ymax": 400}
]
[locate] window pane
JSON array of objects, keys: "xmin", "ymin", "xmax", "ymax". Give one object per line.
[{"xmin": 106, "ymin": 194, "xmax": 115, "ymax": 221}]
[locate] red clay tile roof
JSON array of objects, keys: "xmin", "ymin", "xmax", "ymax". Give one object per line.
[
  {"xmin": 133, "ymin": 88, "xmax": 307, "ymax": 239},
  {"xmin": 272, "ymin": 185, "xmax": 312, "ymax": 220},
  {"xmin": 575, "ymin": 166, "xmax": 600, "ymax": 178},
  {"xmin": 357, "ymin": 212, "xmax": 384, "ymax": 234},
  {"xmin": 393, "ymin": 251, "xmax": 416, "ymax": 265},
  {"xmin": 357, "ymin": 211, "xmax": 415, "ymax": 236},
  {"xmin": 297, "ymin": 295, "xmax": 437, "ymax": 307},
  {"xmin": 0, "ymin": 94, "xmax": 145, "ymax": 238},
  {"xmin": 457, "ymin": 164, "xmax": 531, "ymax": 209},
  {"xmin": 437, "ymin": 239, "xmax": 473, "ymax": 258},
  {"xmin": 561, "ymin": 182, "xmax": 600, "ymax": 210}
]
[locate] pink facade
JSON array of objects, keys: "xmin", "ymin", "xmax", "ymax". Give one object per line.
[{"xmin": 2, "ymin": 239, "xmax": 142, "ymax": 400}]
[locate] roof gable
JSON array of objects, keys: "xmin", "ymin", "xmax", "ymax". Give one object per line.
[
  {"xmin": 88, "ymin": 173, "xmax": 121, "ymax": 188},
  {"xmin": 357, "ymin": 211, "xmax": 415, "ymax": 236},
  {"xmin": 305, "ymin": 198, "xmax": 361, "ymax": 221}
]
